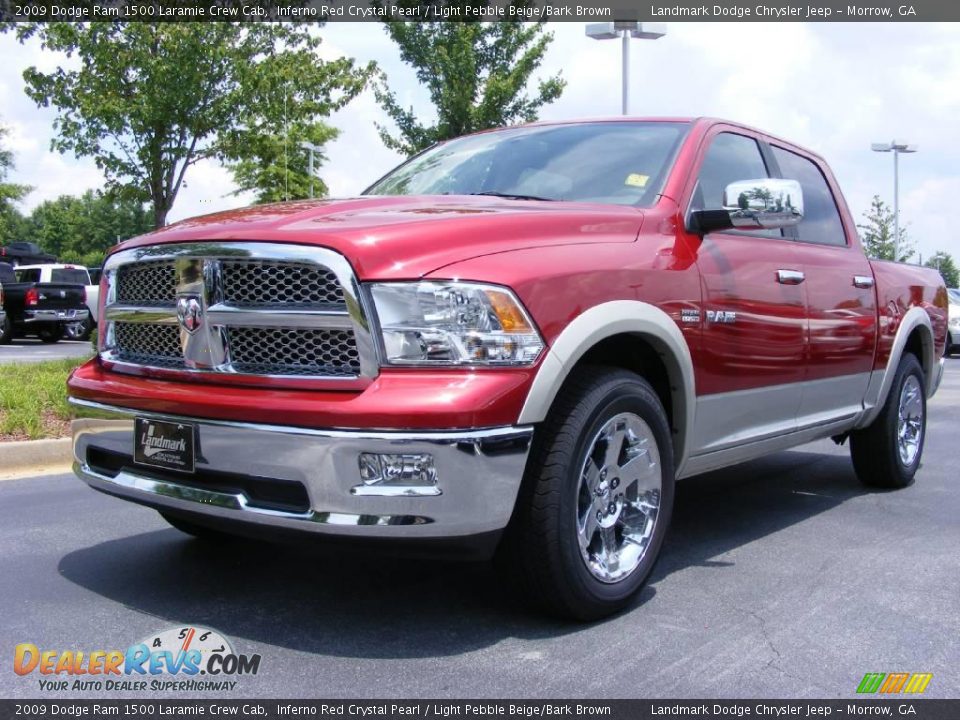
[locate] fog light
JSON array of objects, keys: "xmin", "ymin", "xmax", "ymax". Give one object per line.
[{"xmin": 358, "ymin": 453, "xmax": 438, "ymax": 488}]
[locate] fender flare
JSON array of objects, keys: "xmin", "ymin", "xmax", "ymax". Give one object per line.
[
  {"xmin": 518, "ymin": 300, "xmax": 696, "ymax": 473},
  {"xmin": 857, "ymin": 305, "xmax": 935, "ymax": 429}
]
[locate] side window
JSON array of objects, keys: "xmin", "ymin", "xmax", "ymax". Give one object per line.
[
  {"xmin": 691, "ymin": 132, "xmax": 779, "ymax": 237},
  {"xmin": 15, "ymin": 269, "xmax": 41, "ymax": 283},
  {"xmin": 771, "ymin": 146, "xmax": 847, "ymax": 247}
]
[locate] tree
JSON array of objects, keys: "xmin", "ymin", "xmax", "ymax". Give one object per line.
[
  {"xmin": 925, "ymin": 251, "xmax": 959, "ymax": 288},
  {"xmin": 857, "ymin": 195, "xmax": 915, "ymax": 262},
  {"xmin": 0, "ymin": 122, "xmax": 32, "ymax": 243},
  {"xmin": 375, "ymin": 19, "xmax": 565, "ymax": 156},
  {"xmin": 228, "ymin": 123, "xmax": 339, "ymax": 204},
  {"xmin": 26, "ymin": 190, "xmax": 153, "ymax": 267},
  {"xmin": 8, "ymin": 23, "xmax": 372, "ymax": 228}
]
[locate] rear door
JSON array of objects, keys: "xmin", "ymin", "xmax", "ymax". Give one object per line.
[
  {"xmin": 768, "ymin": 144, "xmax": 877, "ymax": 426},
  {"xmin": 683, "ymin": 130, "xmax": 808, "ymax": 455}
]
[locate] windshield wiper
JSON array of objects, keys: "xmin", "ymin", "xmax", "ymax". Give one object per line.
[{"xmin": 468, "ymin": 191, "xmax": 556, "ymax": 202}]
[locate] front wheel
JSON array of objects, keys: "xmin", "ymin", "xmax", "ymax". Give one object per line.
[
  {"xmin": 502, "ymin": 367, "xmax": 675, "ymax": 621},
  {"xmin": 850, "ymin": 353, "xmax": 926, "ymax": 489}
]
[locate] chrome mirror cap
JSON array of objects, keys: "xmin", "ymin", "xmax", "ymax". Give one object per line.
[{"xmin": 723, "ymin": 178, "xmax": 804, "ymax": 230}]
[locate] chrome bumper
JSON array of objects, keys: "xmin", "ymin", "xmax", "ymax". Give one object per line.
[
  {"xmin": 70, "ymin": 398, "xmax": 533, "ymax": 540},
  {"xmin": 24, "ymin": 308, "xmax": 89, "ymax": 323}
]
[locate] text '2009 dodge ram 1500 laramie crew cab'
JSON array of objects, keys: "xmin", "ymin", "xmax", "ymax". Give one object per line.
[{"xmin": 68, "ymin": 118, "xmax": 948, "ymax": 619}]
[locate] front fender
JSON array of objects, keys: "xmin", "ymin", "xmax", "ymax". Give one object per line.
[{"xmin": 517, "ymin": 300, "xmax": 696, "ymax": 475}]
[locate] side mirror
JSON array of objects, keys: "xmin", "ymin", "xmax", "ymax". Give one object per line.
[{"xmin": 690, "ymin": 178, "xmax": 804, "ymax": 234}]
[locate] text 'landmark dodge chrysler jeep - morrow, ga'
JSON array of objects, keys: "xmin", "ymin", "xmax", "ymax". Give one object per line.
[{"xmin": 68, "ymin": 118, "xmax": 948, "ymax": 619}]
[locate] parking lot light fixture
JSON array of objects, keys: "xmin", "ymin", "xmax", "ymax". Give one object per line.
[
  {"xmin": 871, "ymin": 140, "xmax": 918, "ymax": 262},
  {"xmin": 585, "ymin": 22, "xmax": 667, "ymax": 116}
]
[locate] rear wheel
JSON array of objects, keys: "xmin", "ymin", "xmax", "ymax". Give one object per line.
[
  {"xmin": 850, "ymin": 353, "xmax": 926, "ymax": 489},
  {"xmin": 65, "ymin": 316, "xmax": 93, "ymax": 342},
  {"xmin": 502, "ymin": 367, "xmax": 675, "ymax": 621},
  {"xmin": 0, "ymin": 315, "xmax": 11, "ymax": 345},
  {"xmin": 37, "ymin": 325, "xmax": 62, "ymax": 343}
]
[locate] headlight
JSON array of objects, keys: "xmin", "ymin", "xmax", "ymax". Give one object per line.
[{"xmin": 369, "ymin": 281, "xmax": 544, "ymax": 366}]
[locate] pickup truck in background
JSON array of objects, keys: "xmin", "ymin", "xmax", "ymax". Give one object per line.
[
  {"xmin": 68, "ymin": 118, "xmax": 948, "ymax": 619},
  {"xmin": 0, "ymin": 262, "xmax": 89, "ymax": 344},
  {"xmin": 0, "ymin": 242, "xmax": 56, "ymax": 266},
  {"xmin": 13, "ymin": 264, "xmax": 100, "ymax": 341}
]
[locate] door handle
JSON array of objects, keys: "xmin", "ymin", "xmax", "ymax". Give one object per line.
[
  {"xmin": 853, "ymin": 275, "xmax": 875, "ymax": 289},
  {"xmin": 776, "ymin": 269, "xmax": 805, "ymax": 285}
]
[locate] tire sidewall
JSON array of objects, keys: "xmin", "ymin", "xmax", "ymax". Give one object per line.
[{"xmin": 557, "ymin": 375, "xmax": 675, "ymax": 606}]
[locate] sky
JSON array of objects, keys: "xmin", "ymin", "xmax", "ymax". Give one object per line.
[{"xmin": 1, "ymin": 22, "xmax": 959, "ymax": 263}]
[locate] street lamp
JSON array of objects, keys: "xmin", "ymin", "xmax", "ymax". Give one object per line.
[
  {"xmin": 585, "ymin": 22, "xmax": 667, "ymax": 116},
  {"xmin": 299, "ymin": 141, "xmax": 325, "ymax": 199},
  {"xmin": 871, "ymin": 140, "xmax": 917, "ymax": 262}
]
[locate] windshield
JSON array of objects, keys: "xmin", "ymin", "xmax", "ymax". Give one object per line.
[{"xmin": 365, "ymin": 122, "xmax": 689, "ymax": 207}]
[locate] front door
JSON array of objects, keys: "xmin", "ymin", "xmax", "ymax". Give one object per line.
[{"xmin": 684, "ymin": 130, "xmax": 808, "ymax": 456}]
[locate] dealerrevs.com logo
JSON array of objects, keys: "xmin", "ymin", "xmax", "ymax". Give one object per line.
[{"xmin": 14, "ymin": 626, "xmax": 261, "ymax": 693}]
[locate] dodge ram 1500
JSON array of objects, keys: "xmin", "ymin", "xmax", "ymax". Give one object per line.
[{"xmin": 68, "ymin": 118, "xmax": 948, "ymax": 619}]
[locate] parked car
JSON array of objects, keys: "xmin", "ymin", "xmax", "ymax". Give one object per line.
[
  {"xmin": 13, "ymin": 264, "xmax": 100, "ymax": 341},
  {"xmin": 68, "ymin": 118, "xmax": 948, "ymax": 619},
  {"xmin": 0, "ymin": 262, "xmax": 89, "ymax": 344},
  {"xmin": 948, "ymin": 288, "xmax": 960, "ymax": 355},
  {"xmin": 0, "ymin": 286, "xmax": 7, "ymax": 342},
  {"xmin": 0, "ymin": 242, "xmax": 56, "ymax": 266}
]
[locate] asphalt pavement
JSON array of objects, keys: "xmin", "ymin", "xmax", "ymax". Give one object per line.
[
  {"xmin": 0, "ymin": 337, "xmax": 93, "ymax": 364},
  {"xmin": 1, "ymin": 361, "xmax": 958, "ymax": 699}
]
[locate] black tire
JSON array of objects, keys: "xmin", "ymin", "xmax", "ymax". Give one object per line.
[
  {"xmin": 501, "ymin": 366, "xmax": 675, "ymax": 621},
  {"xmin": 159, "ymin": 511, "xmax": 231, "ymax": 541},
  {"xmin": 0, "ymin": 315, "xmax": 12, "ymax": 345},
  {"xmin": 37, "ymin": 325, "xmax": 63, "ymax": 343},
  {"xmin": 850, "ymin": 353, "xmax": 926, "ymax": 489}
]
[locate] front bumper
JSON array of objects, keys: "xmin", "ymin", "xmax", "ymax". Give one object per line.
[
  {"xmin": 23, "ymin": 308, "xmax": 89, "ymax": 324},
  {"xmin": 71, "ymin": 398, "xmax": 533, "ymax": 548}
]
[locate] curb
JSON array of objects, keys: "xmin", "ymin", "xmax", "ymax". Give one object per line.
[{"xmin": 0, "ymin": 437, "xmax": 73, "ymax": 480}]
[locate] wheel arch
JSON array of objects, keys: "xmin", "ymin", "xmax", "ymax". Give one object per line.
[
  {"xmin": 518, "ymin": 301, "xmax": 695, "ymax": 473},
  {"xmin": 857, "ymin": 306, "xmax": 936, "ymax": 429}
]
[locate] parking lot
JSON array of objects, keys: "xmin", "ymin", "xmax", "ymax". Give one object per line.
[
  {"xmin": 1, "ymin": 360, "xmax": 957, "ymax": 699},
  {"xmin": 0, "ymin": 337, "xmax": 93, "ymax": 364}
]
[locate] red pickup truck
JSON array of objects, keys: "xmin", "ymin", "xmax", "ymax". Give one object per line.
[{"xmin": 68, "ymin": 118, "xmax": 948, "ymax": 619}]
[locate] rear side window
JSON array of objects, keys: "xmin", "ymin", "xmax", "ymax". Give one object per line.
[
  {"xmin": 691, "ymin": 132, "xmax": 779, "ymax": 238},
  {"xmin": 15, "ymin": 269, "xmax": 40, "ymax": 283},
  {"xmin": 771, "ymin": 147, "xmax": 847, "ymax": 247},
  {"xmin": 52, "ymin": 269, "xmax": 89, "ymax": 284}
]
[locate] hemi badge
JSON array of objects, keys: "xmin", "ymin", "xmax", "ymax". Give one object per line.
[{"xmin": 680, "ymin": 309, "xmax": 700, "ymax": 325}]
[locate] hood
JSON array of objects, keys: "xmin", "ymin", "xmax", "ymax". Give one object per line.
[{"xmin": 121, "ymin": 196, "xmax": 644, "ymax": 279}]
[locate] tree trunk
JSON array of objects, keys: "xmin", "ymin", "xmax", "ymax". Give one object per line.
[{"xmin": 152, "ymin": 199, "xmax": 168, "ymax": 229}]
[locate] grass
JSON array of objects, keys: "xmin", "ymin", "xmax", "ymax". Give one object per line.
[{"xmin": 0, "ymin": 356, "xmax": 92, "ymax": 441}]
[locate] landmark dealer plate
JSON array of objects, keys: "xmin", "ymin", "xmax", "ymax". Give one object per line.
[{"xmin": 134, "ymin": 418, "xmax": 196, "ymax": 473}]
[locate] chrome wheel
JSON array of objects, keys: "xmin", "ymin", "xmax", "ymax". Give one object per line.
[
  {"xmin": 576, "ymin": 412, "xmax": 661, "ymax": 583},
  {"xmin": 897, "ymin": 375, "xmax": 924, "ymax": 466}
]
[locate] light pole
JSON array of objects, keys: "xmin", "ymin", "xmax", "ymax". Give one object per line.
[
  {"xmin": 585, "ymin": 22, "xmax": 667, "ymax": 116},
  {"xmin": 299, "ymin": 141, "xmax": 325, "ymax": 199},
  {"xmin": 871, "ymin": 140, "xmax": 917, "ymax": 262}
]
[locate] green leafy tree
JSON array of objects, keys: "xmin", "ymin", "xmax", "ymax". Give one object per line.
[
  {"xmin": 8, "ymin": 23, "xmax": 372, "ymax": 228},
  {"xmin": 375, "ymin": 19, "xmax": 565, "ymax": 156},
  {"xmin": 0, "ymin": 123, "xmax": 32, "ymax": 243},
  {"xmin": 925, "ymin": 251, "xmax": 959, "ymax": 288},
  {"xmin": 228, "ymin": 123, "xmax": 339, "ymax": 204},
  {"xmin": 26, "ymin": 190, "xmax": 153, "ymax": 267},
  {"xmin": 857, "ymin": 195, "xmax": 915, "ymax": 262}
]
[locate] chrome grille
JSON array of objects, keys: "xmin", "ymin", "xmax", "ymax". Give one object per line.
[
  {"xmin": 222, "ymin": 260, "xmax": 344, "ymax": 306},
  {"xmin": 114, "ymin": 323, "xmax": 183, "ymax": 367},
  {"xmin": 228, "ymin": 327, "xmax": 360, "ymax": 376},
  {"xmin": 116, "ymin": 261, "xmax": 176, "ymax": 306},
  {"xmin": 101, "ymin": 242, "xmax": 376, "ymax": 385}
]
